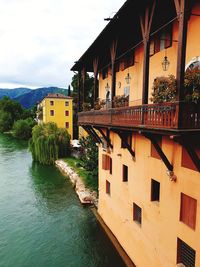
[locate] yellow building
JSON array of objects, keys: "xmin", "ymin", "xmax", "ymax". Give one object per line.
[
  {"xmin": 72, "ymin": 0, "xmax": 200, "ymax": 266},
  {"xmin": 37, "ymin": 93, "xmax": 73, "ymax": 139}
]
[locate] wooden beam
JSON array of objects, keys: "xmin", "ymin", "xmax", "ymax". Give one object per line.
[
  {"xmin": 142, "ymin": 41, "xmax": 150, "ymax": 104},
  {"xmin": 176, "ymin": 0, "xmax": 189, "ymax": 103},
  {"xmin": 93, "ymin": 57, "xmax": 99, "ymax": 105},
  {"xmin": 147, "ymin": 0, "xmax": 156, "ymax": 37},
  {"xmin": 78, "ymin": 71, "xmax": 81, "ymax": 112},
  {"xmin": 81, "ymin": 68, "xmax": 86, "ymax": 104},
  {"xmin": 140, "ymin": 0, "xmax": 156, "ymax": 105},
  {"xmin": 144, "ymin": 133, "xmax": 173, "ymax": 171},
  {"xmin": 110, "ymin": 40, "xmax": 118, "ymax": 107},
  {"xmin": 95, "ymin": 127, "xmax": 113, "ymax": 149},
  {"xmin": 174, "ymin": 0, "xmax": 180, "ymax": 16}
]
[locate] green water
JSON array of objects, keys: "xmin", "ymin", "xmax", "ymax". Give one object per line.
[{"xmin": 0, "ymin": 134, "xmax": 125, "ymax": 267}]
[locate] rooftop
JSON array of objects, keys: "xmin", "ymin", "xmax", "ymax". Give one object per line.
[{"xmin": 45, "ymin": 93, "xmax": 72, "ymax": 99}]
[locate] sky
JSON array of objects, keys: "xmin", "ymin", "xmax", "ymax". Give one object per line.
[{"xmin": 0, "ymin": 0, "xmax": 125, "ymax": 89}]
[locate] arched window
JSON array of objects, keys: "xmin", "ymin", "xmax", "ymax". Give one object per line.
[{"xmin": 185, "ymin": 56, "xmax": 200, "ymax": 71}]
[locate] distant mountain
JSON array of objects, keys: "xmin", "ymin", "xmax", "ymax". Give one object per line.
[
  {"xmin": 0, "ymin": 88, "xmax": 32, "ymax": 99},
  {"xmin": 14, "ymin": 87, "xmax": 69, "ymax": 109}
]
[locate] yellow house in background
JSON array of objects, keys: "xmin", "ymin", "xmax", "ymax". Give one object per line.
[{"xmin": 37, "ymin": 93, "xmax": 73, "ymax": 139}]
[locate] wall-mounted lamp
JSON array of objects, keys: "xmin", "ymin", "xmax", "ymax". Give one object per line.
[
  {"xmin": 125, "ymin": 73, "xmax": 131, "ymax": 84},
  {"xmin": 105, "ymin": 82, "xmax": 110, "ymax": 91},
  {"xmin": 162, "ymin": 56, "xmax": 170, "ymax": 71}
]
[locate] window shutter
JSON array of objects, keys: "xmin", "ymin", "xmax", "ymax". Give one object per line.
[
  {"xmin": 177, "ymin": 238, "xmax": 196, "ymax": 267},
  {"xmin": 180, "ymin": 193, "xmax": 197, "ymax": 229},
  {"xmin": 109, "ymin": 157, "xmax": 112, "ymax": 174},
  {"xmin": 165, "ymin": 25, "xmax": 172, "ymax": 48},
  {"xmin": 102, "ymin": 154, "xmax": 106, "ymax": 169},
  {"xmin": 155, "ymin": 36, "xmax": 161, "ymax": 53}
]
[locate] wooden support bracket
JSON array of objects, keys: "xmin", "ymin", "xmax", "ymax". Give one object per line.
[
  {"xmin": 143, "ymin": 133, "xmax": 173, "ymax": 171},
  {"xmin": 95, "ymin": 127, "xmax": 113, "ymax": 149},
  {"xmin": 82, "ymin": 126, "xmax": 102, "ymax": 144},
  {"xmin": 113, "ymin": 130, "xmax": 135, "ymax": 159}
]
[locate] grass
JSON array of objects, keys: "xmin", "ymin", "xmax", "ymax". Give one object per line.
[{"xmin": 63, "ymin": 157, "xmax": 98, "ymax": 192}]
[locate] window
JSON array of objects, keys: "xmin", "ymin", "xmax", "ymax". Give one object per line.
[
  {"xmin": 151, "ymin": 179, "xmax": 160, "ymax": 202},
  {"xmin": 181, "ymin": 146, "xmax": 200, "ymax": 172},
  {"xmin": 123, "ymin": 165, "xmax": 128, "ymax": 182},
  {"xmin": 180, "ymin": 193, "xmax": 197, "ymax": 229},
  {"xmin": 65, "ymin": 101, "xmax": 69, "ymax": 106},
  {"xmin": 177, "ymin": 238, "xmax": 196, "ymax": 267},
  {"xmin": 65, "ymin": 110, "xmax": 69, "ymax": 116},
  {"xmin": 106, "ymin": 180, "xmax": 111, "ymax": 195},
  {"xmin": 102, "ymin": 154, "xmax": 112, "ymax": 171},
  {"xmin": 121, "ymin": 133, "xmax": 132, "ymax": 149},
  {"xmin": 186, "ymin": 56, "xmax": 200, "ymax": 71},
  {"xmin": 50, "ymin": 100, "xmax": 54, "ymax": 106},
  {"xmin": 151, "ymin": 136, "xmax": 162, "ymax": 159},
  {"xmin": 65, "ymin": 122, "xmax": 69, "ymax": 128},
  {"xmin": 133, "ymin": 203, "xmax": 142, "ymax": 225},
  {"xmin": 50, "ymin": 110, "xmax": 54, "ymax": 116}
]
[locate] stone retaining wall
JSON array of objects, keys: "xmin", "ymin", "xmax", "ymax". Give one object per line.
[{"xmin": 55, "ymin": 160, "xmax": 98, "ymax": 207}]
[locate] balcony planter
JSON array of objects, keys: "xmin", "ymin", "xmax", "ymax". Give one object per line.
[
  {"xmin": 82, "ymin": 102, "xmax": 91, "ymax": 111},
  {"xmin": 151, "ymin": 75, "xmax": 177, "ymax": 103},
  {"xmin": 94, "ymin": 99, "xmax": 106, "ymax": 110},
  {"xmin": 113, "ymin": 95, "xmax": 129, "ymax": 108},
  {"xmin": 184, "ymin": 67, "xmax": 200, "ymax": 104}
]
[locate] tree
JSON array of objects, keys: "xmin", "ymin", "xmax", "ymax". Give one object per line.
[
  {"xmin": 13, "ymin": 118, "xmax": 36, "ymax": 140},
  {"xmin": 0, "ymin": 96, "xmax": 35, "ymax": 133},
  {"xmin": 79, "ymin": 136, "xmax": 98, "ymax": 179},
  {"xmin": 29, "ymin": 122, "xmax": 71, "ymax": 165},
  {"xmin": 0, "ymin": 112, "xmax": 13, "ymax": 132},
  {"xmin": 71, "ymin": 72, "xmax": 94, "ymax": 105}
]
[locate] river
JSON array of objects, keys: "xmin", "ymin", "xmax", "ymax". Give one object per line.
[{"xmin": 0, "ymin": 134, "xmax": 125, "ymax": 267}]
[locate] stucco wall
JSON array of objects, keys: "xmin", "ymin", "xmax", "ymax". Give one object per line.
[{"xmin": 98, "ymin": 132, "xmax": 200, "ymax": 266}]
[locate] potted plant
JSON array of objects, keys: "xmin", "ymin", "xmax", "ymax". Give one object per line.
[
  {"xmin": 82, "ymin": 102, "xmax": 91, "ymax": 111},
  {"xmin": 113, "ymin": 95, "xmax": 129, "ymax": 107},
  {"xmin": 151, "ymin": 75, "xmax": 177, "ymax": 103},
  {"xmin": 184, "ymin": 67, "xmax": 200, "ymax": 104}
]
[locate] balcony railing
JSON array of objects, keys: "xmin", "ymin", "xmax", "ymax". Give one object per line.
[{"xmin": 78, "ymin": 102, "xmax": 200, "ymax": 130}]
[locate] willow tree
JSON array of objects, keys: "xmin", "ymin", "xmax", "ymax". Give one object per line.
[{"xmin": 29, "ymin": 122, "xmax": 71, "ymax": 165}]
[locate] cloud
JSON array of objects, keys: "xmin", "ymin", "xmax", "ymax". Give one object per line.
[{"xmin": 0, "ymin": 0, "xmax": 125, "ymax": 88}]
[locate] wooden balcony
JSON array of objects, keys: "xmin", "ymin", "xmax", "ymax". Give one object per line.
[{"xmin": 78, "ymin": 102, "xmax": 200, "ymax": 132}]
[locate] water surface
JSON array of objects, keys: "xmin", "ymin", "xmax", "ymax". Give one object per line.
[{"xmin": 0, "ymin": 134, "xmax": 125, "ymax": 267}]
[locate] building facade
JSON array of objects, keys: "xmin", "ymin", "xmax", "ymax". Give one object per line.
[
  {"xmin": 71, "ymin": 0, "xmax": 200, "ymax": 266},
  {"xmin": 37, "ymin": 93, "xmax": 73, "ymax": 138}
]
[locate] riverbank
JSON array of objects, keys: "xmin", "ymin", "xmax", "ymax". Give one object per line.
[{"xmin": 55, "ymin": 159, "xmax": 98, "ymax": 207}]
